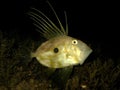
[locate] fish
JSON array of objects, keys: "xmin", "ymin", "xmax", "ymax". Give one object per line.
[
  {"xmin": 28, "ymin": 1, "xmax": 92, "ymax": 88},
  {"xmin": 29, "ymin": 1, "xmax": 92, "ymax": 69}
]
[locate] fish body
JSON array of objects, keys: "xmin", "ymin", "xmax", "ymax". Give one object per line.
[
  {"xmin": 29, "ymin": 1, "xmax": 92, "ymax": 68},
  {"xmin": 31, "ymin": 35, "xmax": 92, "ymax": 68}
]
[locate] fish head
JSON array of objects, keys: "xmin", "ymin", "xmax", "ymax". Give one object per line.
[{"xmin": 31, "ymin": 35, "xmax": 92, "ymax": 68}]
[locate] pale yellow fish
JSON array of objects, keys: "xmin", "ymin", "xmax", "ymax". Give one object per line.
[{"xmin": 29, "ymin": 1, "xmax": 92, "ymax": 68}]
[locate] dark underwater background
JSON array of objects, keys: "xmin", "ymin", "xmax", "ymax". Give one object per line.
[{"xmin": 0, "ymin": 0, "xmax": 120, "ymax": 89}]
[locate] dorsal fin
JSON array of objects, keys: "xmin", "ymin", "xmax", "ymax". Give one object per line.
[{"xmin": 28, "ymin": 1, "xmax": 68, "ymax": 39}]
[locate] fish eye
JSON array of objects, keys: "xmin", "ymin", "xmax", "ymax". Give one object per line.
[
  {"xmin": 72, "ymin": 40, "xmax": 78, "ymax": 45},
  {"xmin": 53, "ymin": 48, "xmax": 59, "ymax": 53}
]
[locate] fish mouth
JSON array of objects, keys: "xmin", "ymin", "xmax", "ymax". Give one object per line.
[{"xmin": 79, "ymin": 49, "xmax": 92, "ymax": 65}]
